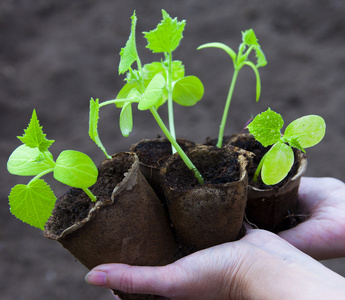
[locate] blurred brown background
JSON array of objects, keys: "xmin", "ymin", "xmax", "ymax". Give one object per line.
[{"xmin": 1, "ymin": 1, "xmax": 344, "ymax": 299}]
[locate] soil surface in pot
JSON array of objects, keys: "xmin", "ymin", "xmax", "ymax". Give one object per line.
[
  {"xmin": 131, "ymin": 138, "xmax": 196, "ymax": 167},
  {"xmin": 164, "ymin": 148, "xmax": 240, "ymax": 188}
]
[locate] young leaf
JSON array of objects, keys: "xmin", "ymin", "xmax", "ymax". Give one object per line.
[
  {"xmin": 119, "ymin": 11, "xmax": 139, "ymax": 74},
  {"xmin": 7, "ymin": 145, "xmax": 54, "ymax": 176},
  {"xmin": 138, "ymin": 73, "xmax": 166, "ymax": 110},
  {"xmin": 89, "ymin": 98, "xmax": 111, "ymax": 158},
  {"xmin": 119, "ymin": 102, "xmax": 133, "ymax": 137},
  {"xmin": 142, "ymin": 60, "xmax": 185, "ymax": 82},
  {"xmin": 53, "ymin": 150, "xmax": 98, "ymax": 188},
  {"xmin": 242, "ymin": 29, "xmax": 259, "ymax": 47},
  {"xmin": 116, "ymin": 82, "xmax": 142, "ymax": 107},
  {"xmin": 197, "ymin": 42, "xmax": 237, "ymax": 64},
  {"xmin": 241, "ymin": 29, "xmax": 267, "ymax": 68},
  {"xmin": 261, "ymin": 142, "xmax": 294, "ymax": 185},
  {"xmin": 247, "ymin": 108, "xmax": 284, "ymax": 146},
  {"xmin": 172, "ymin": 76, "xmax": 204, "ymax": 106},
  {"xmin": 17, "ymin": 109, "xmax": 55, "ymax": 152},
  {"xmin": 9, "ymin": 179, "xmax": 56, "ymax": 230},
  {"xmin": 284, "ymin": 115, "xmax": 326, "ymax": 149},
  {"xmin": 143, "ymin": 9, "xmax": 186, "ymax": 53}
]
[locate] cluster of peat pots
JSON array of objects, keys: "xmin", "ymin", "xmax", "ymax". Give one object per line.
[{"xmin": 44, "ymin": 134, "xmax": 307, "ymax": 300}]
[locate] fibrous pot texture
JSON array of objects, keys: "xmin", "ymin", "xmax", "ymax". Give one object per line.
[
  {"xmin": 161, "ymin": 145, "xmax": 253, "ymax": 251},
  {"xmin": 44, "ymin": 152, "xmax": 177, "ymax": 270},
  {"xmin": 228, "ymin": 133, "xmax": 307, "ymax": 232}
]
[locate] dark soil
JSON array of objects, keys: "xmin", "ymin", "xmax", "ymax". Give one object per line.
[
  {"xmin": 164, "ymin": 147, "xmax": 240, "ymax": 189},
  {"xmin": 131, "ymin": 138, "xmax": 196, "ymax": 167},
  {"xmin": 1, "ymin": 1, "xmax": 345, "ymax": 299},
  {"xmin": 45, "ymin": 153, "xmax": 132, "ymax": 236}
]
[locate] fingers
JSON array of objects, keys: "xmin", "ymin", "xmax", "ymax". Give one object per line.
[{"xmin": 85, "ymin": 263, "xmax": 183, "ymax": 298}]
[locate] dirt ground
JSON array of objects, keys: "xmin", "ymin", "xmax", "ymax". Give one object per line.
[{"xmin": 1, "ymin": 1, "xmax": 345, "ymax": 299}]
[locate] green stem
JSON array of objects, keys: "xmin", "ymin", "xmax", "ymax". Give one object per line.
[
  {"xmin": 253, "ymin": 152, "xmax": 267, "ymax": 182},
  {"xmin": 82, "ymin": 187, "xmax": 97, "ymax": 202},
  {"xmin": 150, "ymin": 107, "xmax": 204, "ymax": 184},
  {"xmin": 99, "ymin": 98, "xmax": 138, "ymax": 108},
  {"xmin": 166, "ymin": 52, "xmax": 176, "ymax": 153},
  {"xmin": 217, "ymin": 68, "xmax": 240, "ymax": 148},
  {"xmin": 28, "ymin": 167, "xmax": 55, "ymax": 185}
]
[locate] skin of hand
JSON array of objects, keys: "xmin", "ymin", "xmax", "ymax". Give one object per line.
[
  {"xmin": 85, "ymin": 229, "xmax": 345, "ymax": 300},
  {"xmin": 278, "ymin": 177, "xmax": 345, "ymax": 260}
]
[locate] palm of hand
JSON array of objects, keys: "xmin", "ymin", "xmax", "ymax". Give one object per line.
[{"xmin": 278, "ymin": 177, "xmax": 345, "ymax": 260}]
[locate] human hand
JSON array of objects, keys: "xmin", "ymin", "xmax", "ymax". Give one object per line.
[
  {"xmin": 278, "ymin": 177, "xmax": 345, "ymax": 260},
  {"xmin": 85, "ymin": 229, "xmax": 345, "ymax": 299}
]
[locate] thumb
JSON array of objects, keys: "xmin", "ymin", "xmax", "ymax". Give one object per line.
[{"xmin": 85, "ymin": 263, "xmax": 184, "ymax": 298}]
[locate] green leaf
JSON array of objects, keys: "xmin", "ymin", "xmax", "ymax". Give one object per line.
[
  {"xmin": 242, "ymin": 29, "xmax": 259, "ymax": 47},
  {"xmin": 254, "ymin": 46, "xmax": 267, "ymax": 68},
  {"xmin": 89, "ymin": 98, "xmax": 110, "ymax": 158},
  {"xmin": 7, "ymin": 145, "xmax": 54, "ymax": 176},
  {"xmin": 284, "ymin": 115, "xmax": 326, "ymax": 149},
  {"xmin": 284, "ymin": 136, "xmax": 306, "ymax": 153},
  {"xmin": 172, "ymin": 76, "xmax": 204, "ymax": 106},
  {"xmin": 54, "ymin": 150, "xmax": 98, "ymax": 188},
  {"xmin": 142, "ymin": 60, "xmax": 185, "ymax": 82},
  {"xmin": 119, "ymin": 11, "xmax": 139, "ymax": 74},
  {"xmin": 9, "ymin": 179, "xmax": 56, "ymax": 230},
  {"xmin": 17, "ymin": 109, "xmax": 55, "ymax": 152},
  {"xmin": 142, "ymin": 61, "xmax": 166, "ymax": 81},
  {"xmin": 116, "ymin": 82, "xmax": 142, "ymax": 107},
  {"xmin": 241, "ymin": 29, "xmax": 267, "ymax": 68},
  {"xmin": 171, "ymin": 60, "xmax": 185, "ymax": 81},
  {"xmin": 144, "ymin": 9, "xmax": 186, "ymax": 53},
  {"xmin": 261, "ymin": 142, "xmax": 294, "ymax": 185},
  {"xmin": 119, "ymin": 102, "xmax": 133, "ymax": 137},
  {"xmin": 197, "ymin": 42, "xmax": 237, "ymax": 64},
  {"xmin": 138, "ymin": 73, "xmax": 166, "ymax": 110},
  {"xmin": 247, "ymin": 108, "xmax": 284, "ymax": 146}
]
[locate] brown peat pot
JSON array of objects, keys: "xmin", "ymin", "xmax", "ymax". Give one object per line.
[
  {"xmin": 161, "ymin": 145, "xmax": 253, "ymax": 252},
  {"xmin": 130, "ymin": 137, "xmax": 196, "ymax": 201},
  {"xmin": 44, "ymin": 152, "xmax": 177, "ymax": 300},
  {"xmin": 228, "ymin": 133, "xmax": 308, "ymax": 232}
]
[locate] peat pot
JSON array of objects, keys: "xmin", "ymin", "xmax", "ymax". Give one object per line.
[
  {"xmin": 130, "ymin": 137, "xmax": 196, "ymax": 201},
  {"xmin": 161, "ymin": 145, "xmax": 253, "ymax": 253},
  {"xmin": 44, "ymin": 152, "xmax": 177, "ymax": 300},
  {"xmin": 228, "ymin": 133, "xmax": 308, "ymax": 232}
]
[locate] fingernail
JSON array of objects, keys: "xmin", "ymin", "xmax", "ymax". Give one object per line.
[{"xmin": 85, "ymin": 270, "xmax": 107, "ymax": 286}]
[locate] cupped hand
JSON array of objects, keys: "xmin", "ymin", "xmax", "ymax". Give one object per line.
[
  {"xmin": 85, "ymin": 229, "xmax": 345, "ymax": 299},
  {"xmin": 278, "ymin": 177, "xmax": 345, "ymax": 260}
]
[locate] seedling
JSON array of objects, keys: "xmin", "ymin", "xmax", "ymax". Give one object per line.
[
  {"xmin": 7, "ymin": 110, "xmax": 98, "ymax": 229},
  {"xmin": 89, "ymin": 10, "xmax": 205, "ymax": 184},
  {"xmin": 247, "ymin": 108, "xmax": 326, "ymax": 185},
  {"xmin": 198, "ymin": 29, "xmax": 267, "ymax": 148}
]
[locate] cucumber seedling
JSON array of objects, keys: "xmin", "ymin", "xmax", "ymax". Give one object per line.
[
  {"xmin": 7, "ymin": 110, "xmax": 98, "ymax": 230},
  {"xmin": 247, "ymin": 108, "xmax": 326, "ymax": 185},
  {"xmin": 198, "ymin": 29, "xmax": 267, "ymax": 148},
  {"xmin": 89, "ymin": 10, "xmax": 205, "ymax": 184}
]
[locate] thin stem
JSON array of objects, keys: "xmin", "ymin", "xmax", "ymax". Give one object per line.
[
  {"xmin": 99, "ymin": 98, "xmax": 138, "ymax": 108},
  {"xmin": 166, "ymin": 52, "xmax": 176, "ymax": 153},
  {"xmin": 217, "ymin": 68, "xmax": 240, "ymax": 148},
  {"xmin": 253, "ymin": 153, "xmax": 267, "ymax": 182},
  {"xmin": 28, "ymin": 168, "xmax": 55, "ymax": 185},
  {"xmin": 150, "ymin": 107, "xmax": 204, "ymax": 184},
  {"xmin": 82, "ymin": 187, "xmax": 97, "ymax": 202}
]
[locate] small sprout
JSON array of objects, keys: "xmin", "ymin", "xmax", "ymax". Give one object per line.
[
  {"xmin": 89, "ymin": 10, "xmax": 205, "ymax": 184},
  {"xmin": 247, "ymin": 108, "xmax": 326, "ymax": 185},
  {"xmin": 198, "ymin": 29, "xmax": 267, "ymax": 148},
  {"xmin": 7, "ymin": 110, "xmax": 98, "ymax": 230}
]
